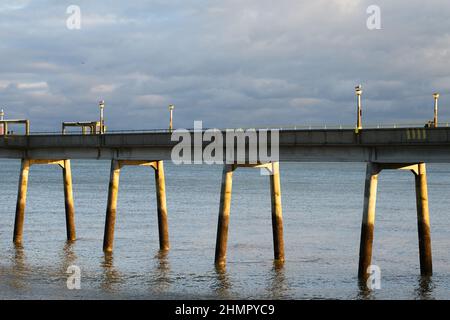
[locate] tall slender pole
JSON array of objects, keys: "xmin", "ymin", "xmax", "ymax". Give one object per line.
[
  {"xmin": 433, "ymin": 93, "xmax": 439, "ymax": 128},
  {"xmin": 0, "ymin": 109, "xmax": 4, "ymax": 135},
  {"xmin": 355, "ymin": 85, "xmax": 363, "ymax": 130},
  {"xmin": 99, "ymin": 100, "xmax": 105, "ymax": 134},
  {"xmin": 168, "ymin": 105, "xmax": 174, "ymax": 132}
]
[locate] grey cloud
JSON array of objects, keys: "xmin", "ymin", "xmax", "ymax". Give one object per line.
[{"xmin": 1, "ymin": 0, "xmax": 449, "ymax": 131}]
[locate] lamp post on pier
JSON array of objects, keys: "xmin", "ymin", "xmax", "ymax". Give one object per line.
[
  {"xmin": 355, "ymin": 85, "xmax": 363, "ymax": 131},
  {"xmin": 99, "ymin": 100, "xmax": 105, "ymax": 134},
  {"xmin": 0, "ymin": 109, "xmax": 4, "ymax": 135},
  {"xmin": 168, "ymin": 104, "xmax": 174, "ymax": 132},
  {"xmin": 433, "ymin": 93, "xmax": 440, "ymax": 128}
]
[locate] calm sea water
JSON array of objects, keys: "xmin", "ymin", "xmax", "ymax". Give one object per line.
[{"xmin": 1, "ymin": 159, "xmax": 450, "ymax": 299}]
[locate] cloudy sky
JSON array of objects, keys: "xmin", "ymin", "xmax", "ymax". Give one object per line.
[{"xmin": 1, "ymin": 0, "xmax": 450, "ymax": 131}]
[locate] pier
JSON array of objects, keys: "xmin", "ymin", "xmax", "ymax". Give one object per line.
[{"xmin": 1, "ymin": 126, "xmax": 449, "ymax": 280}]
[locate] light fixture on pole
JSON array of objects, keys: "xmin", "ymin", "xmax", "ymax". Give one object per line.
[
  {"xmin": 355, "ymin": 85, "xmax": 363, "ymax": 131},
  {"xmin": 433, "ymin": 93, "xmax": 439, "ymax": 128},
  {"xmin": 0, "ymin": 109, "xmax": 4, "ymax": 135},
  {"xmin": 99, "ymin": 100, "xmax": 105, "ymax": 134},
  {"xmin": 168, "ymin": 104, "xmax": 175, "ymax": 132}
]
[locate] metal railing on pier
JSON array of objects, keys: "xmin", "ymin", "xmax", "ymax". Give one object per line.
[{"xmin": 22, "ymin": 121, "xmax": 450, "ymax": 136}]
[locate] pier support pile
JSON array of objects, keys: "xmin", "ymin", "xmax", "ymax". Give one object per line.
[
  {"xmin": 358, "ymin": 162, "xmax": 433, "ymax": 279},
  {"xmin": 103, "ymin": 160, "xmax": 170, "ymax": 253},
  {"xmin": 14, "ymin": 159, "xmax": 76, "ymax": 245},
  {"xmin": 214, "ymin": 162, "xmax": 285, "ymax": 267}
]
